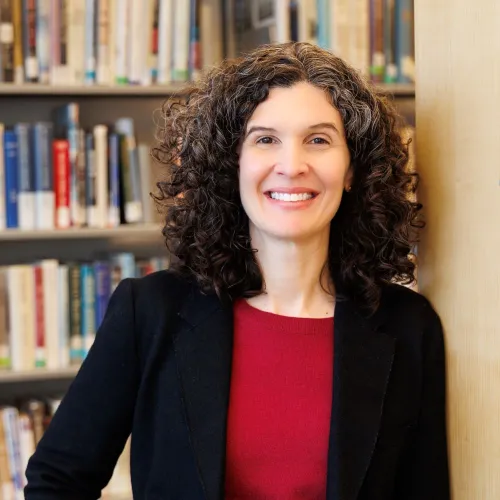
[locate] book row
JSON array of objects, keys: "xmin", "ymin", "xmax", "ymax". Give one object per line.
[
  {"xmin": 0, "ymin": 254, "xmax": 170, "ymax": 372},
  {"xmin": 228, "ymin": 0, "xmax": 415, "ymax": 84},
  {"xmin": 0, "ymin": 0, "xmax": 223, "ymax": 86},
  {"xmin": 0, "ymin": 107, "xmax": 158, "ymax": 231},
  {"xmin": 0, "ymin": 399, "xmax": 132, "ymax": 499}
]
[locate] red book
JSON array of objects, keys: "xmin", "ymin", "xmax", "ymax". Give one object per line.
[
  {"xmin": 34, "ymin": 265, "xmax": 46, "ymax": 368},
  {"xmin": 53, "ymin": 139, "xmax": 71, "ymax": 228}
]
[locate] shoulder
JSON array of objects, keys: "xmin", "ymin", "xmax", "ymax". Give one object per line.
[{"xmin": 378, "ymin": 283, "xmax": 444, "ymax": 350}]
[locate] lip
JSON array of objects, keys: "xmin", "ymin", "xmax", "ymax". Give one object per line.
[{"xmin": 265, "ymin": 187, "xmax": 320, "ymax": 195}]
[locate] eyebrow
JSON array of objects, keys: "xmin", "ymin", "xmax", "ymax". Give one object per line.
[{"xmin": 245, "ymin": 122, "xmax": 341, "ymax": 138}]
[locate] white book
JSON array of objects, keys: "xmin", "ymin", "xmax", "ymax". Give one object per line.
[
  {"xmin": 274, "ymin": 0, "xmax": 290, "ymax": 43},
  {"xmin": 84, "ymin": 0, "xmax": 97, "ymax": 84},
  {"xmin": 18, "ymin": 413, "xmax": 35, "ymax": 487},
  {"xmin": 36, "ymin": 0, "xmax": 51, "ymax": 84},
  {"xmin": 200, "ymin": 0, "xmax": 223, "ymax": 69},
  {"xmin": 2, "ymin": 407, "xmax": 24, "ymax": 498},
  {"xmin": 0, "ymin": 123, "xmax": 6, "ymax": 230},
  {"xmin": 67, "ymin": 0, "xmax": 86, "ymax": 84},
  {"xmin": 298, "ymin": 0, "xmax": 317, "ymax": 44},
  {"xmin": 7, "ymin": 266, "xmax": 32, "ymax": 371},
  {"xmin": 107, "ymin": 0, "xmax": 117, "ymax": 84},
  {"xmin": 96, "ymin": 0, "xmax": 110, "ymax": 84},
  {"xmin": 140, "ymin": 0, "xmax": 155, "ymax": 86},
  {"xmin": 128, "ymin": 0, "xmax": 146, "ymax": 84},
  {"xmin": 114, "ymin": 0, "xmax": 129, "ymax": 83},
  {"xmin": 22, "ymin": 267, "xmax": 36, "ymax": 370},
  {"xmin": 172, "ymin": 0, "xmax": 190, "ymax": 82},
  {"xmin": 41, "ymin": 260, "xmax": 59, "ymax": 370},
  {"xmin": 57, "ymin": 265, "xmax": 70, "ymax": 368},
  {"xmin": 157, "ymin": 0, "xmax": 173, "ymax": 84},
  {"xmin": 330, "ymin": 0, "xmax": 351, "ymax": 62},
  {"xmin": 93, "ymin": 125, "xmax": 108, "ymax": 228},
  {"xmin": 350, "ymin": 0, "xmax": 370, "ymax": 75}
]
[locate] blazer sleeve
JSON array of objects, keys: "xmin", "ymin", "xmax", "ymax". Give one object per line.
[
  {"xmin": 25, "ymin": 278, "xmax": 140, "ymax": 500},
  {"xmin": 394, "ymin": 305, "xmax": 451, "ymax": 499}
]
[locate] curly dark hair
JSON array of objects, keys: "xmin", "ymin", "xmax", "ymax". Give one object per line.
[{"xmin": 152, "ymin": 42, "xmax": 422, "ymax": 315}]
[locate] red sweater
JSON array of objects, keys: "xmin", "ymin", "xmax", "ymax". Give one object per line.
[{"xmin": 224, "ymin": 299, "xmax": 334, "ymax": 499}]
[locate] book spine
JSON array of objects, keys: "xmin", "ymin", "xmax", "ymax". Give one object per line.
[
  {"xmin": 21, "ymin": 265, "xmax": 36, "ymax": 369},
  {"xmin": 36, "ymin": 0, "xmax": 50, "ymax": 84},
  {"xmin": 172, "ymin": 0, "xmax": 190, "ymax": 81},
  {"xmin": 383, "ymin": 0, "xmax": 397, "ymax": 83},
  {"xmin": 114, "ymin": 0, "xmax": 128, "ymax": 84},
  {"xmin": 67, "ymin": 0, "xmax": 85, "ymax": 84},
  {"xmin": 33, "ymin": 122, "xmax": 55, "ymax": 230},
  {"xmin": 14, "ymin": 123, "xmax": 36, "ymax": 230},
  {"xmin": 127, "ymin": 0, "xmax": 144, "ymax": 84},
  {"xmin": 57, "ymin": 264, "xmax": 70, "ymax": 367},
  {"xmin": 0, "ymin": 123, "xmax": 5, "ymax": 230},
  {"xmin": 0, "ymin": 0, "xmax": 15, "ymax": 82},
  {"xmin": 53, "ymin": 139, "xmax": 71, "ymax": 228},
  {"xmin": 274, "ymin": 0, "xmax": 290, "ymax": 43},
  {"xmin": 50, "ymin": 0, "xmax": 70, "ymax": 84},
  {"xmin": 107, "ymin": 0, "xmax": 116, "ymax": 83},
  {"xmin": 0, "ymin": 408, "xmax": 15, "ymax": 498},
  {"xmin": 6, "ymin": 267, "xmax": 23, "ymax": 371},
  {"xmin": 96, "ymin": 0, "xmax": 109, "ymax": 84},
  {"xmin": 188, "ymin": 0, "xmax": 201, "ymax": 81},
  {"xmin": 80, "ymin": 263, "xmax": 95, "ymax": 359},
  {"xmin": 41, "ymin": 259, "xmax": 59, "ymax": 369},
  {"xmin": 2, "ymin": 408, "xmax": 24, "ymax": 495},
  {"xmin": 395, "ymin": 0, "xmax": 414, "ymax": 83},
  {"xmin": 150, "ymin": 0, "xmax": 159, "ymax": 82},
  {"xmin": 93, "ymin": 261, "xmax": 110, "ymax": 330},
  {"xmin": 68, "ymin": 264, "xmax": 82, "ymax": 364},
  {"xmin": 370, "ymin": 0, "xmax": 385, "ymax": 82},
  {"xmin": 18, "ymin": 412, "xmax": 35, "ymax": 487},
  {"xmin": 107, "ymin": 132, "xmax": 120, "ymax": 227},
  {"xmin": 316, "ymin": 0, "xmax": 329, "ymax": 49},
  {"xmin": 93, "ymin": 124, "xmax": 108, "ymax": 228},
  {"xmin": 12, "ymin": 0, "xmax": 23, "ymax": 82},
  {"xmin": 84, "ymin": 0, "xmax": 96, "ymax": 84},
  {"xmin": 33, "ymin": 264, "xmax": 46, "ymax": 368},
  {"xmin": 85, "ymin": 132, "xmax": 98, "ymax": 227},
  {"xmin": 76, "ymin": 127, "xmax": 87, "ymax": 225},
  {"xmin": 138, "ymin": 143, "xmax": 153, "ymax": 222},
  {"xmin": 0, "ymin": 267, "xmax": 10, "ymax": 369},
  {"xmin": 157, "ymin": 0, "xmax": 172, "ymax": 84},
  {"xmin": 23, "ymin": 0, "xmax": 39, "ymax": 82},
  {"xmin": 4, "ymin": 129, "xmax": 19, "ymax": 229}
]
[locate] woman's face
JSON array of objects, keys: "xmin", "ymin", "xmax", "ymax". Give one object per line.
[{"xmin": 238, "ymin": 81, "xmax": 352, "ymax": 243}]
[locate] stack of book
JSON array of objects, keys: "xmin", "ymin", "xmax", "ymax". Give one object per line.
[
  {"xmin": 0, "ymin": 0, "xmax": 223, "ymax": 86},
  {"xmin": 0, "ymin": 253, "xmax": 169, "ymax": 372},
  {"xmin": 228, "ymin": 0, "xmax": 415, "ymax": 84},
  {"xmin": 0, "ymin": 399, "xmax": 132, "ymax": 498},
  {"xmin": 0, "ymin": 106, "xmax": 158, "ymax": 231}
]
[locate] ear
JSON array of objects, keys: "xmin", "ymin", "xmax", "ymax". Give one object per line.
[{"xmin": 344, "ymin": 165, "xmax": 354, "ymax": 191}]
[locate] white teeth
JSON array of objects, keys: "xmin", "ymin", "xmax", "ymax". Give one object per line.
[{"xmin": 269, "ymin": 192, "xmax": 314, "ymax": 201}]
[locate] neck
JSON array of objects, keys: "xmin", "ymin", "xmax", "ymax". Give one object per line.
[{"xmin": 248, "ymin": 225, "xmax": 335, "ymax": 318}]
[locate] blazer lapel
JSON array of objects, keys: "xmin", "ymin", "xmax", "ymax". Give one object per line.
[
  {"xmin": 173, "ymin": 287, "xmax": 233, "ymax": 500},
  {"xmin": 326, "ymin": 298, "xmax": 395, "ymax": 500}
]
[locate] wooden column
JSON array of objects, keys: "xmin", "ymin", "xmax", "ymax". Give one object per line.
[{"xmin": 415, "ymin": 1, "xmax": 500, "ymax": 497}]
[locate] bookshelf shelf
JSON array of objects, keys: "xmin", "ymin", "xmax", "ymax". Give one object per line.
[
  {"xmin": 0, "ymin": 223, "xmax": 162, "ymax": 241},
  {"xmin": 0, "ymin": 367, "xmax": 79, "ymax": 383},
  {"xmin": 0, "ymin": 83, "xmax": 415, "ymax": 98},
  {"xmin": 0, "ymin": 83, "xmax": 187, "ymax": 97}
]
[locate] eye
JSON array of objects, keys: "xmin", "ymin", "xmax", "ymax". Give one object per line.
[
  {"xmin": 256, "ymin": 136, "xmax": 276, "ymax": 145},
  {"xmin": 309, "ymin": 136, "xmax": 330, "ymax": 145}
]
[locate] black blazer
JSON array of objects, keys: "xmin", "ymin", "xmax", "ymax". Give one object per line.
[{"xmin": 25, "ymin": 270, "xmax": 450, "ymax": 500}]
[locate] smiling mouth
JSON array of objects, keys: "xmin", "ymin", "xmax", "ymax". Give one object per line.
[{"xmin": 265, "ymin": 191, "xmax": 318, "ymax": 202}]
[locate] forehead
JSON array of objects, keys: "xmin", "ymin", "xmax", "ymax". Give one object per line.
[{"xmin": 247, "ymin": 82, "xmax": 343, "ymax": 129}]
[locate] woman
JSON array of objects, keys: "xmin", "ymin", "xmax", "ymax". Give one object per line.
[{"xmin": 25, "ymin": 42, "xmax": 449, "ymax": 499}]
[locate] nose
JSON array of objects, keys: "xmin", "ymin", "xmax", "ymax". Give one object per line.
[{"xmin": 274, "ymin": 142, "xmax": 308, "ymax": 177}]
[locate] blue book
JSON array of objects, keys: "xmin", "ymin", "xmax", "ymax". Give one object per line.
[
  {"xmin": 80, "ymin": 263, "xmax": 95, "ymax": 359},
  {"xmin": 32, "ymin": 122, "xmax": 55, "ymax": 229},
  {"xmin": 316, "ymin": 0, "xmax": 330, "ymax": 49},
  {"xmin": 395, "ymin": 0, "xmax": 414, "ymax": 83},
  {"xmin": 108, "ymin": 132, "xmax": 121, "ymax": 227},
  {"xmin": 94, "ymin": 261, "xmax": 111, "ymax": 331},
  {"xmin": 84, "ymin": 0, "xmax": 96, "ymax": 84},
  {"xmin": 4, "ymin": 129, "xmax": 19, "ymax": 229},
  {"xmin": 15, "ymin": 123, "xmax": 36, "ymax": 230}
]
